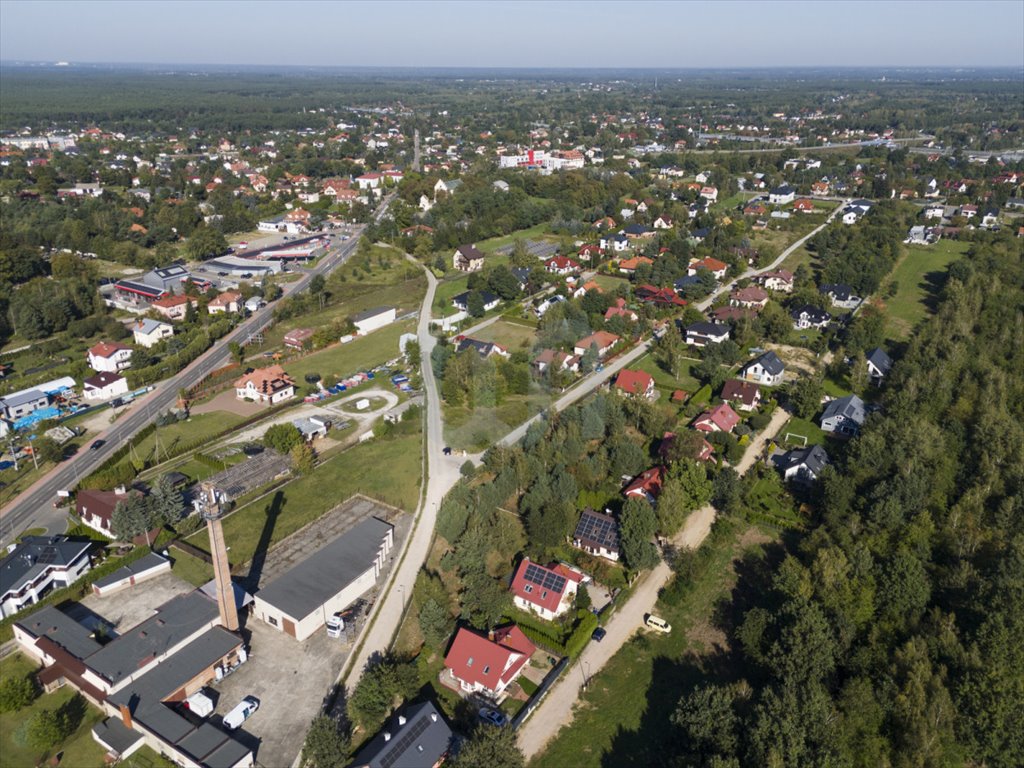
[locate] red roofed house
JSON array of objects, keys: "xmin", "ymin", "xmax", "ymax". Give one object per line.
[
  {"xmin": 618, "ymin": 256, "xmax": 654, "ymax": 275},
  {"xmin": 614, "ymin": 369, "xmax": 655, "ymax": 399},
  {"xmin": 793, "ymin": 198, "xmax": 816, "ymax": 213},
  {"xmin": 574, "ymin": 331, "xmax": 620, "ymax": 358},
  {"xmin": 755, "ymin": 269, "xmax": 794, "ymax": 293},
  {"xmin": 234, "ymin": 365, "xmax": 296, "ymax": 404},
  {"xmin": 76, "ymin": 487, "xmax": 135, "ymax": 537},
  {"xmin": 510, "ymin": 558, "xmax": 585, "ymax": 621},
  {"xmin": 87, "ymin": 342, "xmax": 133, "ymax": 373},
  {"xmin": 578, "ymin": 244, "xmax": 604, "ymax": 261},
  {"xmin": 688, "ymin": 258, "xmax": 728, "ymax": 280},
  {"xmin": 151, "ymin": 293, "xmax": 198, "ymax": 321},
  {"xmin": 604, "ymin": 298, "xmax": 638, "ymax": 323},
  {"xmin": 694, "ymin": 402, "xmax": 741, "ymax": 433},
  {"xmin": 283, "ymin": 328, "xmax": 315, "ymax": 351},
  {"xmin": 729, "ymin": 285, "xmax": 769, "ymax": 310},
  {"xmin": 720, "ymin": 380, "xmax": 762, "ymax": 412},
  {"xmin": 624, "ymin": 466, "xmax": 666, "ymax": 503},
  {"xmin": 208, "ymin": 291, "xmax": 242, "ymax": 315},
  {"xmin": 636, "ymin": 284, "xmax": 687, "ymax": 307},
  {"xmin": 653, "ymin": 215, "xmax": 674, "ymax": 229},
  {"xmin": 444, "ymin": 626, "xmax": 536, "ymax": 700},
  {"xmin": 545, "ymin": 255, "xmax": 580, "ymax": 275}
]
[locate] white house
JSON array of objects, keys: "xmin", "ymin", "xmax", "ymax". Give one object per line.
[
  {"xmin": 509, "ymin": 558, "xmax": 584, "ymax": 621},
  {"xmin": 572, "ymin": 508, "xmax": 620, "ymax": 562},
  {"xmin": 83, "ymin": 372, "xmax": 129, "ymax": 402},
  {"xmin": 234, "ymin": 365, "xmax": 295, "ymax": 404},
  {"xmin": 740, "ymin": 351, "xmax": 786, "ymax": 386},
  {"xmin": 131, "ymin": 318, "xmax": 173, "ymax": 348},
  {"xmin": 769, "ymin": 185, "xmax": 796, "ymax": 205},
  {"xmin": 208, "ymin": 291, "xmax": 243, "ymax": 315},
  {"xmin": 1, "ymin": 537, "xmax": 92, "ymax": 619},
  {"xmin": 87, "ymin": 342, "xmax": 133, "ymax": 373},
  {"xmin": 443, "ymin": 626, "xmax": 535, "ymax": 701}
]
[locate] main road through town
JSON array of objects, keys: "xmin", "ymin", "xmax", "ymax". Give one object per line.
[{"xmin": 0, "ymin": 195, "xmax": 395, "ymax": 546}]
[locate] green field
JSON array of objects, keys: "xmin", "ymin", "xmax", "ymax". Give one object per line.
[
  {"xmin": 633, "ymin": 351, "xmax": 703, "ymax": 395},
  {"xmin": 125, "ymin": 410, "xmax": 249, "ymax": 467},
  {"xmin": 882, "ymin": 240, "xmax": 969, "ymax": 340},
  {"xmin": 0, "ymin": 653, "xmax": 108, "ymax": 768},
  {"xmin": 591, "ymin": 274, "xmax": 631, "ymax": 293},
  {"xmin": 779, "ymin": 416, "xmax": 828, "ymax": 446},
  {"xmin": 284, "ymin": 320, "xmax": 414, "ymax": 385},
  {"xmin": 185, "ymin": 425, "xmax": 422, "ymax": 568},
  {"xmin": 444, "ymin": 390, "xmax": 551, "ymax": 451},
  {"xmin": 432, "ymin": 274, "xmax": 471, "ymax": 316},
  {"xmin": 470, "ymin": 319, "xmax": 539, "ymax": 353},
  {"xmin": 531, "ymin": 519, "xmax": 776, "ymax": 768}
]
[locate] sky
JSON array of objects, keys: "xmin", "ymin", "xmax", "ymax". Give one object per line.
[{"xmin": 2, "ymin": 0, "xmax": 1023, "ymax": 69}]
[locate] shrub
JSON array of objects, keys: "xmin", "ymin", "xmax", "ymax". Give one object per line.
[{"xmin": 0, "ymin": 675, "xmax": 38, "ymax": 713}]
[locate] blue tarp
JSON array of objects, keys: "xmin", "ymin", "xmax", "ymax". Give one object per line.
[{"xmin": 13, "ymin": 406, "xmax": 61, "ymax": 430}]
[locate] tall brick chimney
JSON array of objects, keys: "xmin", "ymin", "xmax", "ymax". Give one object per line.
[
  {"xmin": 119, "ymin": 704, "xmax": 132, "ymax": 729},
  {"xmin": 200, "ymin": 483, "xmax": 239, "ymax": 632}
]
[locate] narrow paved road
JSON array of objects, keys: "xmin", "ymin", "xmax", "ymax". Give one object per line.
[
  {"xmin": 517, "ymin": 407, "xmax": 790, "ymax": 760},
  {"xmin": 0, "ymin": 200, "xmax": 403, "ymax": 546}
]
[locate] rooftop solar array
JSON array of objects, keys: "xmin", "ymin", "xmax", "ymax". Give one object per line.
[
  {"xmin": 523, "ymin": 562, "xmax": 566, "ymax": 594},
  {"xmin": 575, "ymin": 509, "xmax": 619, "ymax": 549},
  {"xmin": 379, "ymin": 715, "xmax": 431, "ymax": 768}
]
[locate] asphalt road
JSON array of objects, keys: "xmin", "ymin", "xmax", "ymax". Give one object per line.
[{"xmin": 0, "ymin": 212, "xmax": 386, "ymax": 546}]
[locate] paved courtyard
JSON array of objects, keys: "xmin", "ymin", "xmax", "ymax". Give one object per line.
[{"xmin": 72, "ymin": 570, "xmax": 195, "ymax": 634}]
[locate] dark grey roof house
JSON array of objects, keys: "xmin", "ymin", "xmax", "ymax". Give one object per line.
[
  {"xmin": 776, "ymin": 444, "xmax": 831, "ymax": 485},
  {"xmin": 351, "ymin": 701, "xmax": 452, "ymax": 768},
  {"xmin": 1, "ymin": 536, "xmax": 93, "ymax": 619},
  {"xmin": 820, "ymin": 394, "xmax": 866, "ymax": 436},
  {"xmin": 865, "ymin": 348, "xmax": 893, "ymax": 383}
]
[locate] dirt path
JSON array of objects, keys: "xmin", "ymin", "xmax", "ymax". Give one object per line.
[{"xmin": 517, "ymin": 406, "xmax": 790, "ymax": 760}]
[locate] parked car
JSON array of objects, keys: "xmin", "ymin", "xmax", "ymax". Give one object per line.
[
  {"xmin": 644, "ymin": 614, "xmax": 671, "ymax": 634},
  {"xmin": 222, "ymin": 696, "xmax": 260, "ymax": 730},
  {"xmin": 478, "ymin": 707, "xmax": 508, "ymax": 727},
  {"xmin": 591, "ymin": 627, "xmax": 607, "ymax": 642}
]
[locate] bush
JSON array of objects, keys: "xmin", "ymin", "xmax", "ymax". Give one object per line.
[
  {"xmin": 0, "ymin": 674, "xmax": 38, "ymax": 713},
  {"xmin": 565, "ymin": 610, "xmax": 599, "ymax": 658}
]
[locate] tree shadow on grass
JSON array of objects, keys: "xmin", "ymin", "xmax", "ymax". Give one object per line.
[
  {"xmin": 919, "ymin": 269, "xmax": 950, "ymax": 315},
  {"xmin": 240, "ymin": 490, "xmax": 284, "ymax": 592}
]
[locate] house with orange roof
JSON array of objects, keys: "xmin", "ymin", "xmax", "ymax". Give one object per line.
[
  {"xmin": 614, "ymin": 369, "xmax": 655, "ymax": 399},
  {"xmin": 208, "ymin": 291, "xmax": 243, "ymax": 315},
  {"xmin": 574, "ymin": 331, "xmax": 620, "ymax": 358},
  {"xmin": 151, "ymin": 294, "xmax": 197, "ymax": 321},
  {"xmin": 87, "ymin": 342, "xmax": 133, "ymax": 373},
  {"xmin": 234, "ymin": 365, "xmax": 295, "ymax": 404}
]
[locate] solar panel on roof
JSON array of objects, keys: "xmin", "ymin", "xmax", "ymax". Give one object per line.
[
  {"xmin": 379, "ymin": 715, "xmax": 431, "ymax": 768},
  {"xmin": 576, "ymin": 511, "xmax": 618, "ymax": 547},
  {"xmin": 523, "ymin": 563, "xmax": 567, "ymax": 593}
]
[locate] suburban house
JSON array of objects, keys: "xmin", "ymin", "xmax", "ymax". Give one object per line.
[
  {"xmin": 76, "ymin": 487, "xmax": 135, "ymax": 538},
  {"xmin": 769, "ymin": 185, "xmax": 796, "ymax": 205},
  {"xmin": 699, "ymin": 186, "xmax": 718, "ymax": 202},
  {"xmin": 740, "ymin": 351, "xmax": 786, "ymax": 386},
  {"xmin": 720, "ymin": 379, "xmax": 762, "ymax": 411},
  {"xmin": 455, "ymin": 337, "xmax": 509, "ymax": 359},
  {"xmin": 623, "ymin": 466, "xmax": 666, "ymax": 503},
  {"xmin": 711, "ymin": 306, "xmax": 756, "ymax": 323},
  {"xmin": 653, "ymin": 215, "xmax": 674, "ymax": 229},
  {"xmin": 131, "ymin": 318, "xmax": 173, "ymax": 348},
  {"xmin": 775, "ymin": 444, "xmax": 831, "ymax": 486},
  {"xmin": 599, "ymin": 232, "xmax": 630, "ymax": 252},
  {"xmin": 793, "ymin": 198, "xmax": 816, "ymax": 213},
  {"xmin": 87, "ymin": 342, "xmax": 133, "ymax": 373},
  {"xmin": 755, "ymin": 269, "xmax": 794, "ymax": 293},
  {"xmin": 729, "ymin": 285, "xmax": 769, "ymax": 310},
  {"xmin": 819, "ymin": 283, "xmax": 861, "ymax": 310},
  {"xmin": 820, "ymin": 394, "xmax": 867, "ymax": 436},
  {"xmin": 443, "ymin": 626, "xmax": 536, "ymax": 701},
  {"xmin": 350, "ymin": 701, "xmax": 452, "ymax": 768},
  {"xmin": 617, "ymin": 256, "xmax": 654, "ymax": 274},
  {"xmin": 150, "ymin": 294, "xmax": 198, "ymax": 321},
  {"xmin": 613, "ymin": 369, "xmax": 655, "ymax": 399},
  {"xmin": 635, "ymin": 284, "xmax": 687, "ymax": 307},
  {"xmin": 283, "ymin": 328, "xmax": 315, "ymax": 350},
  {"xmin": 234, "ymin": 365, "xmax": 296, "ymax": 404},
  {"xmin": 452, "ymin": 244, "xmax": 486, "ymax": 272},
  {"xmin": 604, "ymin": 298, "xmax": 639, "ymax": 323},
  {"xmin": 578, "ymin": 244, "xmax": 604, "ymax": 261},
  {"xmin": 509, "ymin": 558, "xmax": 585, "ymax": 621},
  {"xmin": 352, "ymin": 306, "xmax": 397, "ymax": 335},
  {"xmin": 572, "ymin": 508, "xmax": 620, "ymax": 562},
  {"xmin": 866, "ymin": 347, "xmax": 893, "ymax": 385},
  {"xmin": 574, "ymin": 331, "xmax": 619, "ymax": 358},
  {"xmin": 694, "ymin": 402, "xmax": 741, "ymax": 434},
  {"xmin": 208, "ymin": 291, "xmax": 243, "ymax": 314},
  {"xmin": 687, "ymin": 257, "xmax": 728, "ymax": 280},
  {"xmin": 253, "ymin": 517, "xmax": 393, "ymax": 642},
  {"xmin": 623, "ymin": 223, "xmax": 653, "ymax": 240},
  {"xmin": 791, "ymin": 305, "xmax": 832, "ymax": 330},
  {"xmin": 1, "ymin": 536, "xmax": 93, "ymax": 619},
  {"xmin": 685, "ymin": 321, "xmax": 730, "ymax": 347},
  {"xmin": 533, "ymin": 349, "xmax": 579, "ymax": 374},
  {"xmin": 434, "ymin": 178, "xmax": 463, "ymax": 200},
  {"xmin": 544, "ymin": 255, "xmax": 580, "ymax": 275},
  {"xmin": 82, "ymin": 372, "xmax": 129, "ymax": 402}
]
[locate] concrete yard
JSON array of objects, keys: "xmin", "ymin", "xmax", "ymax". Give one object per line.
[{"xmin": 75, "ymin": 570, "xmax": 195, "ymax": 634}]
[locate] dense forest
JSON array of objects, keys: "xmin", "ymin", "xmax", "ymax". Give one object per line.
[{"xmin": 661, "ymin": 235, "xmax": 1024, "ymax": 767}]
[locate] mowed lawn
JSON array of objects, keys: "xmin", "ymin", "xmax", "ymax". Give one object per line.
[
  {"xmin": 471, "ymin": 319, "xmax": 539, "ymax": 353},
  {"xmin": 633, "ymin": 351, "xmax": 702, "ymax": 395},
  {"xmin": 284, "ymin": 320, "xmax": 415, "ymax": 384},
  {"xmin": 531, "ymin": 520, "xmax": 777, "ymax": 768},
  {"xmin": 882, "ymin": 240, "xmax": 969, "ymax": 340},
  {"xmin": 185, "ymin": 427, "xmax": 422, "ymax": 568},
  {"xmin": 0, "ymin": 653, "xmax": 108, "ymax": 768}
]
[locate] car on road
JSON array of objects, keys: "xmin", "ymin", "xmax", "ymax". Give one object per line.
[
  {"xmin": 89, "ymin": 440, "xmax": 105, "ymax": 451},
  {"xmin": 478, "ymin": 707, "xmax": 508, "ymax": 727},
  {"xmin": 443, "ymin": 446, "xmax": 452, "ymax": 456},
  {"xmin": 591, "ymin": 626, "xmax": 607, "ymax": 642},
  {"xmin": 222, "ymin": 696, "xmax": 260, "ymax": 730}
]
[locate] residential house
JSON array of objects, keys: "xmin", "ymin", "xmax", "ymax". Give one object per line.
[
  {"xmin": 578, "ymin": 244, "xmax": 604, "ymax": 262},
  {"xmin": 720, "ymin": 380, "xmax": 761, "ymax": 412},
  {"xmin": 694, "ymin": 402, "xmax": 741, "ymax": 434},
  {"xmin": 981, "ymin": 207, "xmax": 1000, "ymax": 228},
  {"xmin": 544, "ymin": 255, "xmax": 580, "ymax": 275},
  {"xmin": 791, "ymin": 305, "xmax": 832, "ymax": 330},
  {"xmin": 811, "ymin": 181, "xmax": 830, "ymax": 196},
  {"xmin": 729, "ymin": 285, "xmax": 769, "ymax": 310},
  {"xmin": 689, "ymin": 227, "xmax": 711, "ymax": 244},
  {"xmin": 623, "ymin": 466, "xmax": 666, "ymax": 503},
  {"xmin": 635, "ymin": 284, "xmax": 687, "ymax": 307},
  {"xmin": 574, "ymin": 331, "xmax": 619, "ymax": 358},
  {"xmin": 434, "ymin": 178, "xmax": 463, "ymax": 200},
  {"xmin": 755, "ymin": 269, "xmax": 794, "ymax": 293},
  {"xmin": 743, "ymin": 202, "xmax": 768, "ymax": 217},
  {"xmin": 1, "ymin": 536, "xmax": 92, "ymax": 619},
  {"xmin": 76, "ymin": 488, "xmax": 135, "ymax": 537},
  {"xmin": 793, "ymin": 198, "xmax": 816, "ymax": 213},
  {"xmin": 82, "ymin": 372, "xmax": 129, "ymax": 402},
  {"xmin": 653, "ymin": 215, "xmax": 674, "ymax": 229},
  {"xmin": 443, "ymin": 626, "xmax": 536, "ymax": 700},
  {"xmin": 819, "ymin": 283, "xmax": 861, "ymax": 310},
  {"xmin": 613, "ymin": 369, "xmax": 655, "ymax": 399},
  {"xmin": 452, "ymin": 290, "xmax": 500, "ymax": 313},
  {"xmin": 769, "ymin": 185, "xmax": 796, "ymax": 205},
  {"xmin": 283, "ymin": 328, "xmax": 315, "ymax": 350},
  {"xmin": 510, "ymin": 559, "xmax": 584, "ymax": 621},
  {"xmin": 623, "ymin": 223, "xmax": 653, "ymax": 240},
  {"xmin": 740, "ymin": 351, "xmax": 786, "ymax": 386},
  {"xmin": 151, "ymin": 294, "xmax": 198, "ymax": 321},
  {"xmin": 710, "ymin": 306, "xmax": 756, "ymax": 323},
  {"xmin": 617, "ymin": 256, "xmax": 654, "ymax": 274},
  {"xmin": 604, "ymin": 298, "xmax": 638, "ymax": 323},
  {"xmin": 572, "ymin": 508, "xmax": 620, "ymax": 562},
  {"xmin": 699, "ymin": 186, "xmax": 719, "ymax": 202},
  {"xmin": 234, "ymin": 365, "xmax": 296, "ymax": 404},
  {"xmin": 208, "ymin": 291, "xmax": 243, "ymax": 314},
  {"xmin": 685, "ymin": 321, "xmax": 730, "ymax": 347},
  {"xmin": 865, "ymin": 347, "xmax": 893, "ymax": 385},
  {"xmin": 350, "ymin": 702, "xmax": 452, "ymax": 768},
  {"xmin": 87, "ymin": 342, "xmax": 133, "ymax": 373},
  {"xmin": 131, "ymin": 318, "xmax": 173, "ymax": 348},
  {"xmin": 455, "ymin": 337, "xmax": 509, "ymax": 359},
  {"xmin": 820, "ymin": 394, "xmax": 867, "ymax": 436},
  {"xmin": 452, "ymin": 244, "xmax": 486, "ymax": 272},
  {"xmin": 599, "ymin": 232, "xmax": 630, "ymax": 252},
  {"xmin": 775, "ymin": 444, "xmax": 831, "ymax": 486},
  {"xmin": 687, "ymin": 258, "xmax": 728, "ymax": 280},
  {"xmin": 532, "ymin": 349, "xmax": 579, "ymax": 374}
]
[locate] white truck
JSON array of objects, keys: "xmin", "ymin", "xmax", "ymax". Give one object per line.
[{"xmin": 184, "ymin": 690, "xmax": 214, "ymax": 718}]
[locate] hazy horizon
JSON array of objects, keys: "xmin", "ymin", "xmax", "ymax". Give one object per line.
[{"xmin": 2, "ymin": 0, "xmax": 1023, "ymax": 69}]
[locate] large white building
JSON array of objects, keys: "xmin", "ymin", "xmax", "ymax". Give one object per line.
[
  {"xmin": 351, "ymin": 306, "xmax": 396, "ymax": 335},
  {"xmin": 87, "ymin": 341, "xmax": 133, "ymax": 373}
]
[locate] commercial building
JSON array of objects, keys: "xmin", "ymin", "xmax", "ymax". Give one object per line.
[
  {"xmin": 253, "ymin": 517, "xmax": 394, "ymax": 641},
  {"xmin": 0, "ymin": 376, "xmax": 76, "ymax": 421},
  {"xmin": 352, "ymin": 306, "xmax": 397, "ymax": 335}
]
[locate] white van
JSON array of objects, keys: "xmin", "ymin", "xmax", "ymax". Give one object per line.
[
  {"xmin": 222, "ymin": 696, "xmax": 260, "ymax": 730},
  {"xmin": 644, "ymin": 614, "xmax": 672, "ymax": 634}
]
